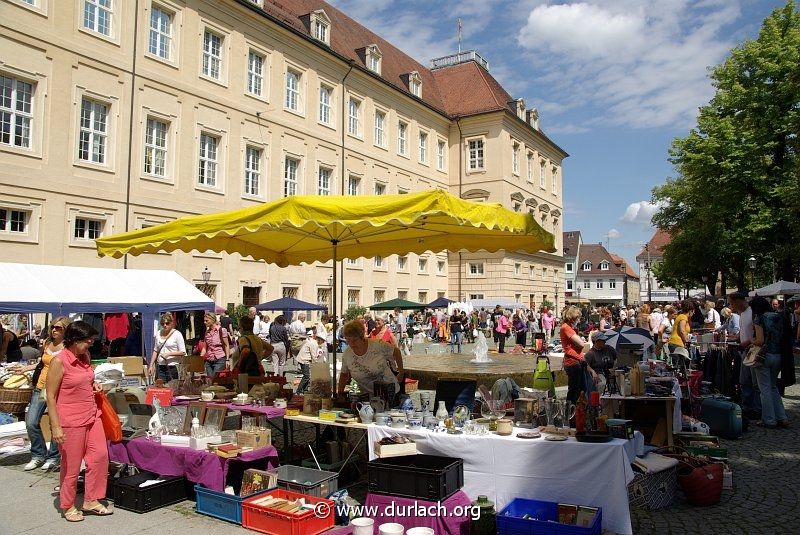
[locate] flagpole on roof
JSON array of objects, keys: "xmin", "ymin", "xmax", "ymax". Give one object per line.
[{"xmin": 457, "ymin": 18, "xmax": 463, "ymax": 54}]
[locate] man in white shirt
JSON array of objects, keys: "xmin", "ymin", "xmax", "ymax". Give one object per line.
[
  {"xmin": 289, "ymin": 312, "xmax": 307, "ymax": 335},
  {"xmin": 248, "ymin": 307, "xmax": 262, "ymax": 336},
  {"xmin": 729, "ymin": 291, "xmax": 761, "ymax": 418}
]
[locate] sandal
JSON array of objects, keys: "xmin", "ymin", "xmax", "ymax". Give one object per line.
[
  {"xmin": 64, "ymin": 509, "xmax": 84, "ymax": 522},
  {"xmin": 82, "ymin": 503, "xmax": 113, "ymax": 516}
]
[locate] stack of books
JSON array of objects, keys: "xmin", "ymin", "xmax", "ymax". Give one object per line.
[{"xmin": 558, "ymin": 504, "xmax": 598, "ymax": 527}]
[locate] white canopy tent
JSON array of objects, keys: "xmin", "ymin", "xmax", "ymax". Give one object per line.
[{"xmin": 0, "ymin": 263, "xmax": 213, "ymax": 359}]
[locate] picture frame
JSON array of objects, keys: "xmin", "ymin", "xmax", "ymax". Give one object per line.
[
  {"xmin": 182, "ymin": 402, "xmax": 206, "ymax": 435},
  {"xmin": 203, "ymin": 405, "xmax": 227, "ymax": 430}
]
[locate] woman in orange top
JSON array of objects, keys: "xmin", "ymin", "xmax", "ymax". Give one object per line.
[{"xmin": 561, "ymin": 306, "xmax": 596, "ymax": 403}]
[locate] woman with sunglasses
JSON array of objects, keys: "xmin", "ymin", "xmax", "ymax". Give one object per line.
[
  {"xmin": 148, "ymin": 313, "xmax": 186, "ymax": 382},
  {"xmin": 19, "ymin": 317, "xmax": 71, "ymax": 471},
  {"xmin": 46, "ymin": 321, "xmax": 111, "ymax": 522}
]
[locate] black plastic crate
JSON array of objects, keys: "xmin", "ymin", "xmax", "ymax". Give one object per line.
[
  {"xmin": 113, "ymin": 470, "xmax": 187, "ymax": 513},
  {"xmin": 368, "ymin": 454, "xmax": 463, "ymax": 501}
]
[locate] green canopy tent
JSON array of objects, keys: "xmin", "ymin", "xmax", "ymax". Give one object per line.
[{"xmin": 369, "ymin": 298, "xmax": 427, "ymax": 310}]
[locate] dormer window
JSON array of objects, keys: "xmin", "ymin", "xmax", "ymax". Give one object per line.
[
  {"xmin": 527, "ymin": 108, "xmax": 540, "ymax": 130},
  {"xmin": 365, "ymin": 44, "xmax": 382, "ymax": 74},
  {"xmin": 600, "ymin": 261, "xmax": 610, "ymax": 270},
  {"xmin": 308, "ymin": 10, "xmax": 331, "ymax": 45},
  {"xmin": 582, "ymin": 261, "xmax": 592, "ymax": 271},
  {"xmin": 516, "ymin": 99, "xmax": 525, "ymax": 119},
  {"xmin": 408, "ymin": 71, "xmax": 422, "ymax": 97}
]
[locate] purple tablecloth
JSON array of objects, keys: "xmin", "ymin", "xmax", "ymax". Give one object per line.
[
  {"xmin": 171, "ymin": 399, "xmax": 286, "ymax": 419},
  {"xmin": 364, "ymin": 491, "xmax": 472, "ymax": 535},
  {"xmin": 108, "ymin": 437, "xmax": 278, "ymax": 491}
]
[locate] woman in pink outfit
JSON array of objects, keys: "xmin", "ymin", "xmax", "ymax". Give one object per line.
[
  {"xmin": 541, "ymin": 307, "xmax": 555, "ymax": 347},
  {"xmin": 46, "ymin": 321, "xmax": 111, "ymax": 522}
]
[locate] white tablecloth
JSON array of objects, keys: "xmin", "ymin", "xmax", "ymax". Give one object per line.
[{"xmin": 368, "ymin": 425, "xmax": 635, "ymax": 535}]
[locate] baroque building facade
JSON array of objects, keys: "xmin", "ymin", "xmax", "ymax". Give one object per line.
[{"xmin": 0, "ymin": 0, "xmax": 565, "ymax": 313}]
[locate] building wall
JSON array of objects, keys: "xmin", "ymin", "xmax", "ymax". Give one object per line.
[{"xmin": 1, "ymin": 0, "xmax": 561, "ymax": 312}]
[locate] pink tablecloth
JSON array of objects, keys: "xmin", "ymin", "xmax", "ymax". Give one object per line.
[
  {"xmin": 364, "ymin": 491, "xmax": 472, "ymax": 535},
  {"xmin": 171, "ymin": 399, "xmax": 286, "ymax": 419},
  {"xmin": 108, "ymin": 437, "xmax": 278, "ymax": 491}
]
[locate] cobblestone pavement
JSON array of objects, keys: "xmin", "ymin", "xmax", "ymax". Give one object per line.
[{"xmin": 630, "ymin": 365, "xmax": 800, "ymax": 535}]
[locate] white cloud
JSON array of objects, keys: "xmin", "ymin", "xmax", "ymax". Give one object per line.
[
  {"xmin": 621, "ymin": 201, "xmax": 663, "ymax": 225},
  {"xmin": 606, "ymin": 228, "xmax": 621, "ymax": 239},
  {"xmin": 516, "ymin": 0, "xmax": 742, "ymax": 129}
]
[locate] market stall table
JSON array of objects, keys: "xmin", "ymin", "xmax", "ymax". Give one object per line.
[
  {"xmin": 602, "ymin": 380, "xmax": 682, "ymax": 447},
  {"xmin": 282, "ymin": 413, "xmax": 368, "ymax": 464},
  {"xmin": 108, "ymin": 436, "xmax": 279, "ymax": 491},
  {"xmin": 368, "ymin": 425, "xmax": 635, "ymax": 535}
]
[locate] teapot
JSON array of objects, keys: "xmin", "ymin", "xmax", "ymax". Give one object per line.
[{"xmin": 358, "ymin": 402, "xmax": 374, "ymax": 424}]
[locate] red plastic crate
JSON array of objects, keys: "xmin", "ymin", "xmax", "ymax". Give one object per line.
[{"xmin": 241, "ymin": 488, "xmax": 335, "ymax": 535}]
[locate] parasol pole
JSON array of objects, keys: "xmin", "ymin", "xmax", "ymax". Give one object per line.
[{"xmin": 331, "ymin": 239, "xmax": 339, "ymax": 394}]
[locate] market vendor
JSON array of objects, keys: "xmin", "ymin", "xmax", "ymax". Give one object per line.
[
  {"xmin": 337, "ymin": 319, "xmax": 401, "ymax": 399},
  {"xmin": 584, "ymin": 331, "xmax": 617, "ymax": 393}
]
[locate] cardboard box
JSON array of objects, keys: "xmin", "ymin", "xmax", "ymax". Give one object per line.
[
  {"xmin": 373, "ymin": 440, "xmax": 417, "ymax": 458},
  {"xmin": 109, "ymin": 357, "xmax": 146, "ymax": 378},
  {"xmin": 236, "ymin": 429, "xmax": 272, "ymax": 449}
]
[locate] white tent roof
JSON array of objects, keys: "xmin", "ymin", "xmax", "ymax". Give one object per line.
[
  {"xmin": 749, "ymin": 280, "xmax": 800, "ymax": 297},
  {"xmin": 0, "ymin": 263, "xmax": 212, "ymax": 315}
]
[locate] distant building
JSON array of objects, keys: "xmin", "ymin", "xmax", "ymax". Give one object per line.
[
  {"xmin": 563, "ymin": 230, "xmax": 583, "ymax": 303},
  {"xmin": 637, "ymin": 229, "xmax": 678, "ymax": 303},
  {"xmin": 575, "ymin": 244, "xmax": 639, "ymax": 307}
]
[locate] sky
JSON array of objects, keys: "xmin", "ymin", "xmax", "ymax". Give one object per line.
[{"xmin": 329, "ymin": 0, "xmax": 788, "ymax": 272}]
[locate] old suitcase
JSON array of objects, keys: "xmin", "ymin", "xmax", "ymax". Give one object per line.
[{"xmin": 699, "ymin": 398, "xmax": 742, "ymax": 440}]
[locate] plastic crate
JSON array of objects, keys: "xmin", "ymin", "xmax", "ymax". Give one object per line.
[
  {"xmin": 277, "ymin": 465, "xmax": 338, "ymax": 498},
  {"xmin": 241, "ymin": 488, "xmax": 335, "ymax": 535},
  {"xmin": 113, "ymin": 471, "xmax": 186, "ymax": 513},
  {"xmin": 368, "ymin": 454, "xmax": 463, "ymax": 501},
  {"xmin": 195, "ymin": 485, "xmax": 275, "ymax": 524},
  {"xmin": 497, "ymin": 498, "xmax": 602, "ymax": 535}
]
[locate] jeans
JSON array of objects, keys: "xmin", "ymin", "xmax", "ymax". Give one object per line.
[
  {"xmin": 157, "ymin": 364, "xmax": 179, "ymax": 383},
  {"xmin": 753, "ymin": 353, "xmax": 787, "ymax": 426},
  {"xmin": 26, "ymin": 388, "xmax": 59, "ymax": 462},
  {"xmin": 739, "ymin": 354, "xmax": 762, "ymax": 415},
  {"xmin": 297, "ymin": 363, "xmax": 310, "ymax": 394},
  {"xmin": 450, "ymin": 331, "xmax": 462, "ymax": 353},
  {"xmin": 204, "ymin": 358, "xmax": 226, "ymax": 378},
  {"xmin": 497, "ymin": 331, "xmax": 506, "ymax": 353}
]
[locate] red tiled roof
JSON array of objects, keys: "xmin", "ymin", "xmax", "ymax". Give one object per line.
[
  {"xmin": 610, "ymin": 254, "xmax": 639, "ymax": 279},
  {"xmin": 431, "ymin": 61, "xmax": 514, "ymax": 117},
  {"xmin": 562, "ymin": 231, "xmax": 582, "ymax": 258},
  {"xmin": 637, "ymin": 228, "xmax": 671, "ymax": 259},
  {"xmin": 576, "ymin": 244, "xmax": 629, "ymax": 277}
]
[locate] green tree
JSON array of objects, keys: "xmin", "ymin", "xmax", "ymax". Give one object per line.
[
  {"xmin": 652, "ymin": 1, "xmax": 800, "ymax": 288},
  {"xmin": 344, "ymin": 305, "xmax": 367, "ymax": 321}
]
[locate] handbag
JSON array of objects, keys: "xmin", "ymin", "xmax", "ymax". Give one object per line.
[
  {"xmin": 95, "ymin": 390, "xmax": 122, "ymax": 442},
  {"xmin": 743, "ymin": 344, "xmax": 765, "ymax": 367}
]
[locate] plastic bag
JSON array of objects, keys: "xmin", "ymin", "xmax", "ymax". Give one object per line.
[{"xmin": 95, "ymin": 391, "xmax": 122, "ymax": 442}]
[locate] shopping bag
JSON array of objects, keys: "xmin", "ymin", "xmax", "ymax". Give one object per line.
[{"xmin": 95, "ymin": 391, "xmax": 122, "ymax": 442}]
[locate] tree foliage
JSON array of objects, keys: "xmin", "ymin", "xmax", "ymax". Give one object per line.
[{"xmin": 652, "ymin": 1, "xmax": 800, "ymax": 291}]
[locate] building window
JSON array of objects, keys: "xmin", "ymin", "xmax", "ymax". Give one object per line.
[
  {"xmin": 397, "ymin": 256, "xmax": 407, "ymax": 271},
  {"xmin": 0, "ymin": 75, "xmax": 33, "ymax": 149},
  {"xmin": 202, "ymin": 31, "xmax": 222, "ymax": 80},
  {"xmin": 397, "ymin": 290, "xmax": 408, "ymax": 300},
  {"xmin": 318, "ymin": 84, "xmax": 332, "ymax": 125},
  {"xmin": 143, "ymin": 118, "xmax": 167, "ymax": 177},
  {"xmin": 582, "ymin": 261, "xmax": 592, "ymax": 271},
  {"xmin": 542, "ymin": 267, "xmax": 548, "ymax": 280},
  {"xmin": 583, "ymin": 280, "xmax": 591, "ymax": 289},
  {"xmin": 565, "ymin": 262, "xmax": 573, "ymax": 273},
  {"xmin": 512, "ymin": 141, "xmax": 520, "ymax": 175},
  {"xmin": 282, "ymin": 286, "xmax": 298, "ymax": 299},
  {"xmin": 0, "ymin": 208, "xmax": 27, "ymax": 234},
  {"xmin": 409, "ymin": 72, "xmax": 422, "ymax": 97},
  {"xmin": 418, "ymin": 291, "xmax": 427, "ymax": 303},
  {"xmin": 469, "ymin": 293, "xmax": 484, "ymax": 300},
  {"xmin": 347, "ymin": 98, "xmax": 361, "ymax": 136},
  {"xmin": 148, "ymin": 5, "xmax": 172, "ymax": 60},
  {"xmin": 197, "ymin": 133, "xmax": 218, "ymax": 187},
  {"xmin": 418, "ymin": 131, "xmax": 428, "ymax": 163},
  {"xmin": 83, "ymin": 0, "xmax": 112, "ymax": 37},
  {"xmin": 374, "ymin": 289, "xmax": 385, "ymax": 303},
  {"xmin": 73, "ymin": 217, "xmax": 103, "ymax": 241},
  {"xmin": 566, "ymin": 280, "xmax": 574, "ymax": 290},
  {"xmin": 527, "ymin": 153, "xmax": 533, "ymax": 182},
  {"xmin": 283, "ymin": 157, "xmax": 298, "ymax": 196},
  {"xmin": 317, "ymin": 288, "xmax": 331, "ymax": 308},
  {"xmin": 374, "ymin": 182, "xmax": 386, "ymax": 195},
  {"xmin": 469, "ymin": 263, "xmax": 484, "ymax": 275},
  {"xmin": 418, "ymin": 257, "xmax": 427, "ymax": 273},
  {"xmin": 437, "ymin": 260, "xmax": 445, "ymax": 274},
  {"xmin": 313, "ymin": 19, "xmax": 328, "ymax": 43},
  {"xmin": 540, "ymin": 160, "xmax": 546, "ymax": 188},
  {"xmin": 317, "ymin": 167, "xmax": 331, "ymax": 195},
  {"xmin": 374, "ymin": 256, "xmax": 383, "ymax": 268},
  {"xmin": 514, "ymin": 263, "xmax": 521, "ymax": 275},
  {"xmin": 596, "ymin": 279, "xmax": 603, "ymax": 289},
  {"xmin": 247, "ymin": 51, "xmax": 264, "ymax": 97},
  {"xmin": 609, "ymin": 279, "xmax": 616, "ymax": 289},
  {"xmin": 244, "ymin": 146, "xmax": 262, "ymax": 196},
  {"xmin": 437, "ymin": 140, "xmax": 446, "ymax": 171},
  {"xmin": 347, "ymin": 175, "xmax": 360, "ymax": 195},
  {"xmin": 397, "ymin": 121, "xmax": 407, "ymax": 155},
  {"xmin": 346, "ymin": 258, "xmax": 358, "ymax": 267},
  {"xmin": 600, "ymin": 261, "xmax": 609, "ymax": 270},
  {"xmin": 366, "ymin": 45, "xmax": 382, "ymax": 74},
  {"xmin": 347, "ymin": 289, "xmax": 360, "ymax": 306},
  {"xmin": 285, "ymin": 69, "xmax": 301, "ymax": 111},
  {"xmin": 398, "ymin": 187, "xmax": 409, "ymax": 195},
  {"xmin": 468, "ymin": 139, "xmax": 484, "ymax": 170},
  {"xmin": 374, "ymin": 110, "xmax": 385, "ymax": 147},
  {"xmin": 552, "ymin": 166, "xmax": 558, "ymax": 194},
  {"xmin": 78, "ymin": 98, "xmax": 108, "ymax": 164},
  {"xmin": 529, "ymin": 266, "xmax": 535, "ymax": 278}
]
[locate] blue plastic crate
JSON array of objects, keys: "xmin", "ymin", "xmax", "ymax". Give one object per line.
[
  {"xmin": 195, "ymin": 485, "xmax": 275, "ymax": 524},
  {"xmin": 497, "ymin": 498, "xmax": 602, "ymax": 535}
]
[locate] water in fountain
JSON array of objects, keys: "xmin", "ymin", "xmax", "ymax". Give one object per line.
[{"xmin": 470, "ymin": 331, "xmax": 492, "ymax": 363}]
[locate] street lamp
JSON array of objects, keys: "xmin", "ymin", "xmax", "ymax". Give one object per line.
[
  {"xmin": 748, "ymin": 256, "xmax": 757, "ymax": 291},
  {"xmin": 200, "ymin": 266, "xmax": 212, "ymax": 296},
  {"xmin": 554, "ymin": 282, "xmax": 558, "ymax": 317}
]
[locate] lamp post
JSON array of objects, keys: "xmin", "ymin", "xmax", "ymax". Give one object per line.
[
  {"xmin": 327, "ymin": 275, "xmax": 333, "ymax": 314},
  {"xmin": 200, "ymin": 266, "xmax": 211, "ymax": 297},
  {"xmin": 701, "ymin": 275, "xmax": 708, "ymax": 302},
  {"xmin": 554, "ymin": 282, "xmax": 559, "ymax": 317},
  {"xmin": 645, "ymin": 243, "xmax": 652, "ymax": 304},
  {"xmin": 748, "ymin": 256, "xmax": 756, "ymax": 291}
]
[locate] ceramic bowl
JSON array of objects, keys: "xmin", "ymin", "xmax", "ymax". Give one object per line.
[
  {"xmin": 408, "ymin": 417, "xmax": 423, "ymax": 429},
  {"xmin": 273, "ymin": 398, "xmax": 287, "ymax": 408},
  {"xmin": 200, "ymin": 392, "xmax": 214, "ymax": 401},
  {"xmin": 375, "ymin": 415, "xmax": 390, "ymax": 426}
]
